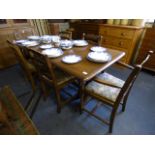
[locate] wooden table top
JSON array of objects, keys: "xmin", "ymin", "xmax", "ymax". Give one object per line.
[{"xmin": 29, "ymin": 44, "xmax": 125, "ymax": 81}]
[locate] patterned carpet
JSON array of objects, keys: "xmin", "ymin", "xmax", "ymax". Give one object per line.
[{"xmin": 0, "ymin": 64, "xmax": 155, "ymax": 134}]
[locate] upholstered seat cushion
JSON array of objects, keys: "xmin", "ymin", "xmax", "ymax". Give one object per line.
[
  {"xmin": 85, "ymin": 81, "xmax": 121, "ymax": 102},
  {"xmin": 96, "ymin": 72, "xmax": 125, "ymax": 88}
]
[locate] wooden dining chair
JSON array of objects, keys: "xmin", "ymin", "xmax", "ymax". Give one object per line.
[
  {"xmin": 82, "ymin": 50, "xmax": 154, "ymax": 133},
  {"xmin": 7, "ymin": 40, "xmax": 37, "ymax": 92},
  {"xmin": 0, "ymin": 86, "xmax": 39, "ymax": 135},
  {"xmin": 27, "ymin": 49, "xmax": 77, "ymax": 113},
  {"xmin": 82, "ymin": 33, "xmax": 103, "ymax": 46},
  {"xmin": 59, "ymin": 31, "xmax": 72, "ymax": 40}
]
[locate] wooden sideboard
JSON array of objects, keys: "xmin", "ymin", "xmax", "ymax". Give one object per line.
[
  {"xmin": 0, "ymin": 19, "xmax": 36, "ymax": 69},
  {"xmin": 136, "ymin": 28, "xmax": 155, "ymax": 72},
  {"xmin": 70, "ymin": 22, "xmax": 144, "ymax": 64},
  {"xmin": 99, "ymin": 24, "xmax": 144, "ymax": 64}
]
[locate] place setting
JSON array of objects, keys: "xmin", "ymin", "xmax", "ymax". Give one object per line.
[
  {"xmin": 87, "ymin": 46, "xmax": 112, "ymax": 63},
  {"xmin": 61, "ymin": 54, "xmax": 82, "ymax": 64},
  {"xmin": 72, "ymin": 40, "xmax": 88, "ymax": 47},
  {"xmin": 41, "ymin": 48, "xmax": 63, "ymax": 58}
]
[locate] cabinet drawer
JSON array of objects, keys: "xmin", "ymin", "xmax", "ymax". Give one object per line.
[
  {"xmin": 112, "ymin": 38, "xmax": 131, "ymax": 49},
  {"xmin": 102, "ymin": 36, "xmax": 131, "ymax": 50},
  {"xmin": 100, "ymin": 27, "xmax": 135, "ymax": 39}
]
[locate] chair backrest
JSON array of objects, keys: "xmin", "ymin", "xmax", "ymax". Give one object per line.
[
  {"xmin": 28, "ymin": 49, "xmax": 57, "ymax": 85},
  {"xmin": 82, "ymin": 33, "xmax": 103, "ymax": 46},
  {"xmin": 115, "ymin": 51, "xmax": 154, "ymax": 106},
  {"xmin": 7, "ymin": 40, "xmax": 28, "ymax": 70},
  {"xmin": 59, "ymin": 31, "xmax": 72, "ymax": 40}
]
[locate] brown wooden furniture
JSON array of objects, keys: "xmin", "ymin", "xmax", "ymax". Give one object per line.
[
  {"xmin": 83, "ymin": 50, "xmax": 153, "ymax": 133},
  {"xmin": 70, "ymin": 22, "xmax": 144, "ymax": 64},
  {"xmin": 7, "ymin": 40, "xmax": 36, "ymax": 91},
  {"xmin": 99, "ymin": 24, "xmax": 144, "ymax": 64},
  {"xmin": 136, "ymin": 28, "xmax": 155, "ymax": 72},
  {"xmin": 27, "ymin": 49, "xmax": 77, "ymax": 113},
  {"xmin": 82, "ymin": 33, "xmax": 103, "ymax": 46},
  {"xmin": 28, "ymin": 43, "xmax": 124, "ymax": 115},
  {"xmin": 70, "ymin": 22, "xmax": 100, "ymax": 39},
  {"xmin": 0, "ymin": 19, "xmax": 36, "ymax": 69},
  {"xmin": 36, "ymin": 44, "xmax": 125, "ymax": 112},
  {"xmin": 59, "ymin": 31, "xmax": 72, "ymax": 40},
  {"xmin": 0, "ymin": 85, "xmax": 39, "ymax": 135}
]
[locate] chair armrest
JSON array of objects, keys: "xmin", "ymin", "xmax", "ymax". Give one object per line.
[
  {"xmin": 93, "ymin": 77, "xmax": 122, "ymax": 89},
  {"xmin": 116, "ymin": 61, "xmax": 134, "ymax": 70}
]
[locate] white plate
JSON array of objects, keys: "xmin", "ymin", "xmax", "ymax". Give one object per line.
[
  {"xmin": 62, "ymin": 55, "xmax": 82, "ymax": 64},
  {"xmin": 15, "ymin": 40, "xmax": 28, "ymax": 44},
  {"xmin": 87, "ymin": 52, "xmax": 112, "ymax": 63},
  {"xmin": 90, "ymin": 46, "xmax": 106, "ymax": 52},
  {"xmin": 27, "ymin": 35, "xmax": 40, "ymax": 40},
  {"xmin": 42, "ymin": 48, "xmax": 63, "ymax": 58},
  {"xmin": 21, "ymin": 41, "xmax": 39, "ymax": 47},
  {"xmin": 39, "ymin": 44, "xmax": 53, "ymax": 49},
  {"xmin": 73, "ymin": 40, "xmax": 88, "ymax": 47},
  {"xmin": 61, "ymin": 46, "xmax": 72, "ymax": 50}
]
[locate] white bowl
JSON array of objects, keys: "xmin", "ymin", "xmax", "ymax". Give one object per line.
[
  {"xmin": 42, "ymin": 48, "xmax": 63, "ymax": 58},
  {"xmin": 90, "ymin": 46, "xmax": 106, "ymax": 52},
  {"xmin": 87, "ymin": 52, "xmax": 112, "ymax": 63}
]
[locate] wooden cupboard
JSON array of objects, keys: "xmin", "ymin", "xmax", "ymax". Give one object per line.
[{"xmin": 0, "ymin": 19, "xmax": 36, "ymax": 69}]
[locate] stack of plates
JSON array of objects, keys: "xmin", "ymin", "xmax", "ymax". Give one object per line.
[
  {"xmin": 27, "ymin": 35, "xmax": 40, "ymax": 41},
  {"xmin": 90, "ymin": 46, "xmax": 106, "ymax": 52},
  {"xmin": 21, "ymin": 41, "xmax": 39, "ymax": 47},
  {"xmin": 41, "ymin": 35, "xmax": 53, "ymax": 44},
  {"xmin": 73, "ymin": 40, "xmax": 88, "ymax": 47},
  {"xmin": 60, "ymin": 40, "xmax": 73, "ymax": 50},
  {"xmin": 87, "ymin": 51, "xmax": 112, "ymax": 63},
  {"xmin": 62, "ymin": 55, "xmax": 82, "ymax": 64},
  {"xmin": 42, "ymin": 48, "xmax": 63, "ymax": 58},
  {"xmin": 15, "ymin": 40, "xmax": 28, "ymax": 44}
]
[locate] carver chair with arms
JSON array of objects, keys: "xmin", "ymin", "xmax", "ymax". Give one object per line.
[{"xmin": 83, "ymin": 50, "xmax": 154, "ymax": 133}]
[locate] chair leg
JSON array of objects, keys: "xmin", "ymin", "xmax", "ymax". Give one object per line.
[
  {"xmin": 122, "ymin": 95, "xmax": 128, "ymax": 112},
  {"xmin": 109, "ymin": 108, "xmax": 117, "ymax": 133},
  {"xmin": 55, "ymin": 89, "xmax": 62, "ymax": 113},
  {"xmin": 40, "ymin": 80, "xmax": 48, "ymax": 100},
  {"xmin": 30, "ymin": 91, "xmax": 42, "ymax": 118},
  {"xmin": 26, "ymin": 71, "xmax": 36, "ymax": 92}
]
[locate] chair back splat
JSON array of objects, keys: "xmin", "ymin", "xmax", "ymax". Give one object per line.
[{"xmin": 82, "ymin": 33, "xmax": 103, "ymax": 46}]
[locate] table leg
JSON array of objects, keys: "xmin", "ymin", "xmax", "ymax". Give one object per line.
[{"xmin": 79, "ymin": 80, "xmax": 85, "ymax": 114}]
